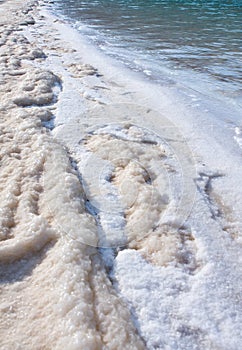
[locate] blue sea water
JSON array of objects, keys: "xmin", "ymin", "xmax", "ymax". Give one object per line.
[{"xmin": 53, "ymin": 0, "xmax": 242, "ymax": 103}]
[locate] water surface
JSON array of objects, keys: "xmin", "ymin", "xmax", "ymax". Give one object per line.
[{"xmin": 53, "ymin": 0, "xmax": 242, "ymax": 102}]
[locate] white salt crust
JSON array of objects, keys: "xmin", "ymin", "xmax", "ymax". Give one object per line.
[{"xmin": 0, "ymin": 0, "xmax": 241, "ymax": 349}]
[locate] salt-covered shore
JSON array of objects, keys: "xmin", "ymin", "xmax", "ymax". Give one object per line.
[{"xmin": 0, "ymin": 0, "xmax": 241, "ymax": 349}]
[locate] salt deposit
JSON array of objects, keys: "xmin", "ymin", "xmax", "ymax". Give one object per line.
[
  {"xmin": 0, "ymin": 1, "xmax": 144, "ymax": 348},
  {"xmin": 0, "ymin": 0, "xmax": 241, "ymax": 349}
]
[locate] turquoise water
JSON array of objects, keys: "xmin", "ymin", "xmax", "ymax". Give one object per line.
[{"xmin": 53, "ymin": 0, "xmax": 242, "ymax": 101}]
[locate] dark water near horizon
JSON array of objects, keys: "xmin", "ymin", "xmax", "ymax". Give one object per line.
[{"xmin": 53, "ymin": 0, "xmax": 242, "ymax": 102}]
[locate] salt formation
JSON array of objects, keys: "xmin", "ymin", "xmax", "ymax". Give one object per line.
[
  {"xmin": 0, "ymin": 0, "xmax": 241, "ymax": 349},
  {"xmin": 81, "ymin": 124, "xmax": 170, "ymax": 247},
  {"xmin": 0, "ymin": 1, "xmax": 144, "ymax": 349}
]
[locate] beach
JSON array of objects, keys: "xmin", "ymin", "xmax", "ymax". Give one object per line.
[{"xmin": 0, "ymin": 0, "xmax": 241, "ymax": 349}]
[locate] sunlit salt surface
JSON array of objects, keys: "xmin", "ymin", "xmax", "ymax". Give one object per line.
[{"xmin": 1, "ymin": 0, "xmax": 242, "ymax": 348}]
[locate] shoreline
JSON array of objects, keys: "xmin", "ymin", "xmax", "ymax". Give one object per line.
[
  {"xmin": 0, "ymin": 0, "xmax": 241, "ymax": 349},
  {"xmin": 52, "ymin": 0, "xmax": 242, "ymax": 108}
]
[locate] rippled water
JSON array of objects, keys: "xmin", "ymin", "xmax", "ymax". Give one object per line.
[{"xmin": 53, "ymin": 0, "xmax": 242, "ymax": 101}]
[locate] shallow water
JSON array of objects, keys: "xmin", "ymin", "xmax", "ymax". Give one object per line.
[{"xmin": 53, "ymin": 0, "xmax": 242, "ymax": 103}]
